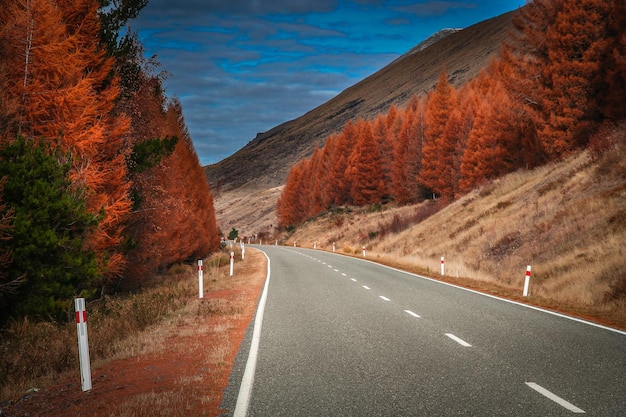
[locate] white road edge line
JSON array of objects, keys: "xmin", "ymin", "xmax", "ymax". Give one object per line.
[
  {"xmin": 379, "ymin": 295, "xmax": 390, "ymax": 301},
  {"xmin": 404, "ymin": 310, "xmax": 421, "ymax": 318},
  {"xmin": 323, "ymin": 251, "xmax": 626, "ymax": 336},
  {"xmin": 233, "ymin": 250, "xmax": 271, "ymax": 417},
  {"xmin": 445, "ymin": 333, "xmax": 472, "ymax": 347},
  {"xmin": 525, "ymin": 382, "xmax": 585, "ymax": 414}
]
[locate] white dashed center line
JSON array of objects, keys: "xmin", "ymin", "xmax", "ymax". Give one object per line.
[
  {"xmin": 525, "ymin": 382, "xmax": 585, "ymax": 413},
  {"xmin": 445, "ymin": 333, "xmax": 472, "ymax": 347},
  {"xmin": 404, "ymin": 310, "xmax": 421, "ymax": 318},
  {"xmin": 302, "ymin": 249, "xmax": 592, "ymax": 415}
]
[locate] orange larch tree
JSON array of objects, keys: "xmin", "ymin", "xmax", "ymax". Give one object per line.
[
  {"xmin": 460, "ymin": 75, "xmax": 523, "ymax": 192},
  {"xmin": 503, "ymin": 0, "xmax": 614, "ymax": 159},
  {"xmin": 0, "ymin": 0, "xmax": 132, "ymax": 278},
  {"xmin": 345, "ymin": 119, "xmax": 386, "ymax": 206},
  {"xmin": 277, "ymin": 160, "xmax": 309, "ymax": 228},
  {"xmin": 323, "ymin": 121, "xmax": 354, "ymax": 206},
  {"xmin": 603, "ymin": 0, "xmax": 626, "ymax": 120},
  {"xmin": 372, "ymin": 115, "xmax": 393, "ymax": 192},
  {"xmin": 420, "ymin": 69, "xmax": 458, "ymax": 199},
  {"xmin": 159, "ymin": 100, "xmax": 219, "ymax": 264},
  {"xmin": 307, "ymin": 147, "xmax": 325, "ymax": 217},
  {"xmin": 391, "ymin": 99, "xmax": 425, "ymax": 204}
]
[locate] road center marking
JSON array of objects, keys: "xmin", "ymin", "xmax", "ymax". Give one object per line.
[
  {"xmin": 445, "ymin": 333, "xmax": 472, "ymax": 347},
  {"xmin": 351, "ymin": 278, "xmax": 357, "ymax": 282},
  {"xmin": 362, "ymin": 285, "xmax": 370, "ymax": 290},
  {"xmin": 525, "ymin": 382, "xmax": 585, "ymax": 413},
  {"xmin": 341, "ymin": 273, "xmax": 347, "ymax": 276},
  {"xmin": 404, "ymin": 310, "xmax": 421, "ymax": 318},
  {"xmin": 379, "ymin": 296, "xmax": 390, "ymax": 301}
]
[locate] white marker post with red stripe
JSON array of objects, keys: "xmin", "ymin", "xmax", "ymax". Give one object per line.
[
  {"xmin": 75, "ymin": 298, "xmax": 92, "ymax": 392},
  {"xmin": 440, "ymin": 257, "xmax": 445, "ymax": 276},
  {"xmin": 362, "ymin": 246, "xmax": 366, "ymax": 257},
  {"xmin": 198, "ymin": 259, "xmax": 204, "ymax": 298},
  {"xmin": 230, "ymin": 252, "xmax": 234, "ymax": 276},
  {"xmin": 523, "ymin": 265, "xmax": 532, "ymax": 296}
]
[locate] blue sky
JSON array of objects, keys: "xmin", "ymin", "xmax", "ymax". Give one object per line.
[{"xmin": 131, "ymin": 1, "xmax": 524, "ymax": 165}]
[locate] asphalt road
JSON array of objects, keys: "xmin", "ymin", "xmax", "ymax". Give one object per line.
[{"xmin": 223, "ymin": 246, "xmax": 625, "ymax": 417}]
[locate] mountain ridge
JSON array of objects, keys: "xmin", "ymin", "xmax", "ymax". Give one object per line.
[{"xmin": 205, "ymin": 10, "xmax": 517, "ymax": 235}]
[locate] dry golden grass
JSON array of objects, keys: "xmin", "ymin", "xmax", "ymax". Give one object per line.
[
  {"xmin": 0, "ymin": 247, "xmax": 265, "ymax": 416},
  {"xmin": 281, "ymin": 133, "xmax": 626, "ymax": 329}
]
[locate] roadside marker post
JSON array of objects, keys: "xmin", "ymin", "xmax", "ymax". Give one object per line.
[
  {"xmin": 75, "ymin": 298, "xmax": 92, "ymax": 392},
  {"xmin": 241, "ymin": 242, "xmax": 245, "ymax": 260},
  {"xmin": 198, "ymin": 259, "xmax": 204, "ymax": 298},
  {"xmin": 523, "ymin": 265, "xmax": 532, "ymax": 296},
  {"xmin": 362, "ymin": 246, "xmax": 366, "ymax": 257},
  {"xmin": 440, "ymin": 257, "xmax": 445, "ymax": 276},
  {"xmin": 314, "ymin": 242, "xmax": 317, "ymax": 250},
  {"xmin": 333, "ymin": 242, "xmax": 335, "ymax": 252},
  {"xmin": 230, "ymin": 252, "xmax": 235, "ymax": 276}
]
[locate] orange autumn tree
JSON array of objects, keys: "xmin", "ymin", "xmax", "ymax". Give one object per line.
[
  {"xmin": 322, "ymin": 122, "xmax": 354, "ymax": 206},
  {"xmin": 420, "ymin": 69, "xmax": 458, "ymax": 200},
  {"xmin": 345, "ymin": 119, "xmax": 386, "ymax": 206},
  {"xmin": 0, "ymin": 0, "xmax": 131, "ymax": 277},
  {"xmin": 277, "ymin": 160, "xmax": 308, "ymax": 227},
  {"xmin": 460, "ymin": 76, "xmax": 520, "ymax": 191},
  {"xmin": 307, "ymin": 147, "xmax": 326, "ymax": 217},
  {"xmin": 391, "ymin": 97, "xmax": 425, "ymax": 204},
  {"xmin": 603, "ymin": 0, "xmax": 626, "ymax": 120},
  {"xmin": 158, "ymin": 100, "xmax": 219, "ymax": 264},
  {"xmin": 503, "ymin": 0, "xmax": 615, "ymax": 159}
]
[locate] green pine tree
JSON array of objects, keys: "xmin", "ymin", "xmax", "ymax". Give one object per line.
[{"xmin": 0, "ymin": 137, "xmax": 100, "ymax": 324}]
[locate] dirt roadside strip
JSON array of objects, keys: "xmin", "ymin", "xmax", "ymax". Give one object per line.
[{"xmin": 3, "ymin": 249, "xmax": 268, "ymax": 417}]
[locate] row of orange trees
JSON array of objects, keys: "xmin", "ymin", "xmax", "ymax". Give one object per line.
[
  {"xmin": 277, "ymin": 0, "xmax": 625, "ymax": 228},
  {"xmin": 0, "ymin": 0, "xmax": 219, "ymax": 323}
]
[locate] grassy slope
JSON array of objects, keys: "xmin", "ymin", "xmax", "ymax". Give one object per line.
[{"xmin": 280, "ymin": 127, "xmax": 626, "ymax": 329}]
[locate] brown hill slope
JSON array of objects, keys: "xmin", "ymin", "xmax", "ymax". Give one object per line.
[{"xmin": 205, "ymin": 11, "xmax": 516, "ymax": 235}]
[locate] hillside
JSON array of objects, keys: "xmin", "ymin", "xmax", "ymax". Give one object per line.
[
  {"xmin": 277, "ymin": 130, "xmax": 626, "ymax": 329},
  {"xmin": 205, "ymin": 10, "xmax": 516, "ymax": 236}
]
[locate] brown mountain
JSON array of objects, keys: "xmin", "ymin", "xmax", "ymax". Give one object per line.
[{"xmin": 205, "ymin": 10, "xmax": 517, "ymax": 236}]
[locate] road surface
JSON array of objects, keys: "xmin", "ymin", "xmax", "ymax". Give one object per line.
[{"xmin": 222, "ymin": 246, "xmax": 625, "ymax": 416}]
